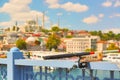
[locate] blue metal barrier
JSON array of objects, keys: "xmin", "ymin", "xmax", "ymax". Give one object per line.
[{"xmin": 0, "ymin": 47, "xmax": 120, "ymax": 80}]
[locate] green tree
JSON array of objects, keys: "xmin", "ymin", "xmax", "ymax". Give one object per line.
[
  {"xmin": 98, "ymin": 31, "xmax": 102, "ymax": 38},
  {"xmin": 51, "ymin": 26, "xmax": 60, "ymax": 32},
  {"xmin": 42, "ymin": 28, "xmax": 49, "ymax": 34},
  {"xmin": 89, "ymin": 31, "xmax": 98, "ymax": 36},
  {"xmin": 115, "ymin": 33, "xmax": 120, "ymax": 40},
  {"xmin": 85, "ymin": 48, "xmax": 95, "ymax": 52},
  {"xmin": 46, "ymin": 33, "xmax": 61, "ymax": 51},
  {"xmin": 61, "ymin": 28, "xmax": 69, "ymax": 32},
  {"xmin": 107, "ymin": 43, "xmax": 119, "ymax": 50},
  {"xmin": 66, "ymin": 35, "xmax": 73, "ymax": 38},
  {"xmin": 107, "ymin": 31, "xmax": 115, "ymax": 40},
  {"xmin": 61, "ymin": 28, "xmax": 69, "ymax": 37},
  {"xmin": 16, "ymin": 38, "xmax": 27, "ymax": 50},
  {"xmin": 101, "ymin": 33, "xmax": 109, "ymax": 41}
]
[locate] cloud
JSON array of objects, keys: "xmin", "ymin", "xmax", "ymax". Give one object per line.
[
  {"xmin": 45, "ymin": 0, "xmax": 60, "ymax": 8},
  {"xmin": 45, "ymin": 0, "xmax": 88, "ymax": 12},
  {"xmin": 110, "ymin": 13, "xmax": 120, "ymax": 18},
  {"xmin": 0, "ymin": 0, "xmax": 31, "ymax": 13},
  {"xmin": 0, "ymin": 21, "xmax": 14, "ymax": 28},
  {"xmin": 60, "ymin": 2, "xmax": 88, "ymax": 12},
  {"xmin": 102, "ymin": 1, "xmax": 112, "ymax": 7},
  {"xmin": 82, "ymin": 14, "xmax": 104, "ymax": 24},
  {"xmin": 45, "ymin": 0, "xmax": 58, "ymax": 5},
  {"xmin": 56, "ymin": 13, "xmax": 63, "ymax": 16},
  {"xmin": 102, "ymin": 0, "xmax": 120, "ymax": 7},
  {"xmin": 49, "ymin": 4, "xmax": 60, "ymax": 8},
  {"xmin": 102, "ymin": 28, "xmax": 120, "ymax": 34},
  {"xmin": 82, "ymin": 15, "xmax": 99, "ymax": 24},
  {"xmin": 0, "ymin": 0, "xmax": 49, "ymax": 28},
  {"xmin": 114, "ymin": 0, "xmax": 120, "ymax": 7},
  {"xmin": 98, "ymin": 14, "xmax": 104, "ymax": 18}
]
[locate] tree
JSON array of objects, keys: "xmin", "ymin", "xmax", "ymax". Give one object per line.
[
  {"xmin": 115, "ymin": 33, "xmax": 120, "ymax": 40},
  {"xmin": 46, "ymin": 33, "xmax": 61, "ymax": 51},
  {"xmin": 61, "ymin": 28, "xmax": 69, "ymax": 32},
  {"xmin": 61, "ymin": 28, "xmax": 69, "ymax": 37},
  {"xmin": 85, "ymin": 48, "xmax": 95, "ymax": 52},
  {"xmin": 89, "ymin": 31, "xmax": 98, "ymax": 36},
  {"xmin": 107, "ymin": 43, "xmax": 119, "ymax": 50},
  {"xmin": 42, "ymin": 28, "xmax": 49, "ymax": 34},
  {"xmin": 51, "ymin": 26, "xmax": 60, "ymax": 32},
  {"xmin": 66, "ymin": 35, "xmax": 73, "ymax": 38},
  {"xmin": 16, "ymin": 38, "xmax": 27, "ymax": 50}
]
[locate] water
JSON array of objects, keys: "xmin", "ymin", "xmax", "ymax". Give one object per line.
[
  {"xmin": 33, "ymin": 67, "xmax": 120, "ymax": 80},
  {"xmin": 0, "ymin": 65, "xmax": 120, "ymax": 80}
]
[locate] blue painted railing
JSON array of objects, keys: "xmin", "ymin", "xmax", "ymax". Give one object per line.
[{"xmin": 0, "ymin": 47, "xmax": 120, "ymax": 80}]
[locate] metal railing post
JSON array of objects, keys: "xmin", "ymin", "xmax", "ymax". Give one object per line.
[{"xmin": 7, "ymin": 47, "xmax": 23, "ymax": 80}]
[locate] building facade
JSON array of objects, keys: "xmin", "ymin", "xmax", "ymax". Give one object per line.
[
  {"xmin": 65, "ymin": 35, "xmax": 100, "ymax": 53},
  {"xmin": 97, "ymin": 41, "xmax": 107, "ymax": 51}
]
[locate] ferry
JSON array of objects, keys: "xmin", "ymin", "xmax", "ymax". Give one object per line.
[
  {"xmin": 29, "ymin": 51, "xmax": 103, "ymax": 62},
  {"xmin": 30, "ymin": 51, "xmax": 69, "ymax": 60},
  {"xmin": 103, "ymin": 53, "xmax": 120, "ymax": 63}
]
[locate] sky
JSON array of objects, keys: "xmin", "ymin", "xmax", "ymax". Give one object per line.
[{"xmin": 0, "ymin": 0, "xmax": 120, "ymax": 33}]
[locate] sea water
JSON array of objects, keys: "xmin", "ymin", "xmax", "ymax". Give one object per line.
[
  {"xmin": 33, "ymin": 67, "xmax": 120, "ymax": 80},
  {"xmin": 0, "ymin": 65, "xmax": 120, "ymax": 80}
]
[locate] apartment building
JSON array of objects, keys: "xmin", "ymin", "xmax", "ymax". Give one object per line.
[
  {"xmin": 97, "ymin": 41, "xmax": 107, "ymax": 51},
  {"xmin": 65, "ymin": 35, "xmax": 100, "ymax": 53}
]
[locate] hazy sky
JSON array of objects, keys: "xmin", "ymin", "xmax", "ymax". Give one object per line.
[{"xmin": 0, "ymin": 0, "xmax": 120, "ymax": 33}]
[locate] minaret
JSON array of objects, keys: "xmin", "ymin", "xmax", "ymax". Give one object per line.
[
  {"xmin": 58, "ymin": 16, "xmax": 60, "ymax": 27},
  {"xmin": 15, "ymin": 21, "xmax": 18, "ymax": 26},
  {"xmin": 42, "ymin": 11, "xmax": 45, "ymax": 29},
  {"xmin": 36, "ymin": 15, "xmax": 38, "ymax": 25},
  {"xmin": 36, "ymin": 15, "xmax": 39, "ymax": 31}
]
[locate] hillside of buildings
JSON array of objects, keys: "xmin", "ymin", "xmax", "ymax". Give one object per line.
[{"xmin": 0, "ymin": 20, "xmax": 120, "ymax": 53}]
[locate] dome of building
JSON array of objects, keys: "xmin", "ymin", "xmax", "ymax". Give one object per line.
[{"xmin": 26, "ymin": 37, "xmax": 36, "ymax": 43}]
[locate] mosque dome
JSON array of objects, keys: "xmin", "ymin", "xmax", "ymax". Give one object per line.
[{"xmin": 26, "ymin": 37, "xmax": 36, "ymax": 44}]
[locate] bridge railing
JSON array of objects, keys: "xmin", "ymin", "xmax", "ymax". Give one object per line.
[
  {"xmin": 0, "ymin": 47, "xmax": 120, "ymax": 80},
  {"xmin": 0, "ymin": 47, "xmax": 88, "ymax": 80}
]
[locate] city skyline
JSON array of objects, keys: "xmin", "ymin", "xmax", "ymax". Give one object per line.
[{"xmin": 0, "ymin": 0, "xmax": 120, "ymax": 33}]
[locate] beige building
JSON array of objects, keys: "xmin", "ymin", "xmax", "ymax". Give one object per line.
[
  {"xmin": 65, "ymin": 36, "xmax": 100, "ymax": 53},
  {"xmin": 97, "ymin": 41, "xmax": 107, "ymax": 52}
]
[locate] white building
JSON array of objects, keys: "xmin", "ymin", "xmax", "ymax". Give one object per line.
[
  {"xmin": 3, "ymin": 32, "xmax": 19, "ymax": 44},
  {"xmin": 65, "ymin": 35, "xmax": 100, "ymax": 53}
]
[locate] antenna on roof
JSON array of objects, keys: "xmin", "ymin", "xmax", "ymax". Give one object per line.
[{"xmin": 58, "ymin": 16, "xmax": 60, "ymax": 27}]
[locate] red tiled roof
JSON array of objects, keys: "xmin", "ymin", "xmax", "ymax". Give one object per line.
[{"xmin": 97, "ymin": 41, "xmax": 106, "ymax": 43}]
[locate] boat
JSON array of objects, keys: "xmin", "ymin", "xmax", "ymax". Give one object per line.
[
  {"xmin": 30, "ymin": 51, "xmax": 69, "ymax": 60},
  {"xmin": 103, "ymin": 53, "xmax": 120, "ymax": 63}
]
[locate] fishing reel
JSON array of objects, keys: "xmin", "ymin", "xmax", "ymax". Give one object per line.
[
  {"xmin": 77, "ymin": 56, "xmax": 88, "ymax": 68},
  {"xmin": 78, "ymin": 62, "xmax": 88, "ymax": 68}
]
